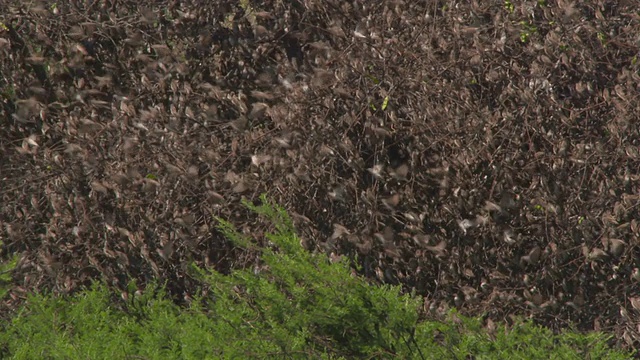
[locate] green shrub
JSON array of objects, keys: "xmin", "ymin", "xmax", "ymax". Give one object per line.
[
  {"xmin": 190, "ymin": 194, "xmax": 426, "ymax": 358},
  {"xmin": 0, "ymin": 195, "xmax": 633, "ymax": 359},
  {"xmin": 0, "ymin": 239, "xmax": 18, "ymax": 300}
]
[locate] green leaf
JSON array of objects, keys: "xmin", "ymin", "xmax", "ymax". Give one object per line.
[{"xmin": 381, "ymin": 96, "xmax": 389, "ymax": 111}]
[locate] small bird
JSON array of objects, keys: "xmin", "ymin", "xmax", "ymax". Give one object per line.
[{"xmin": 229, "ymin": 115, "xmax": 248, "ymax": 131}]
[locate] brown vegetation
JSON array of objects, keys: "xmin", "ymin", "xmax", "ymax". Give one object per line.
[{"xmin": 1, "ymin": 0, "xmax": 640, "ymax": 352}]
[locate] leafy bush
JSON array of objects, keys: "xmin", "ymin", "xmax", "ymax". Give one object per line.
[
  {"xmin": 0, "ymin": 196, "xmax": 633, "ymax": 359},
  {"xmin": 0, "ymin": 239, "xmax": 18, "ymax": 300}
]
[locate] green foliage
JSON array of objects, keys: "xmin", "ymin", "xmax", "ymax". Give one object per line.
[
  {"xmin": 413, "ymin": 311, "xmax": 632, "ymax": 359},
  {"xmin": 504, "ymin": 0, "xmax": 515, "ymax": 14},
  {"xmin": 518, "ymin": 21, "xmax": 538, "ymax": 43},
  {"xmin": 0, "ymin": 239, "xmax": 18, "ymax": 300},
  {"xmin": 0, "ymin": 85, "xmax": 16, "ymax": 101},
  {"xmin": 195, "ymin": 194, "xmax": 424, "ymax": 358},
  {"xmin": 0, "ymin": 283, "xmax": 222, "ymax": 359},
  {"xmin": 0, "ymin": 195, "xmax": 634, "ymax": 359}
]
